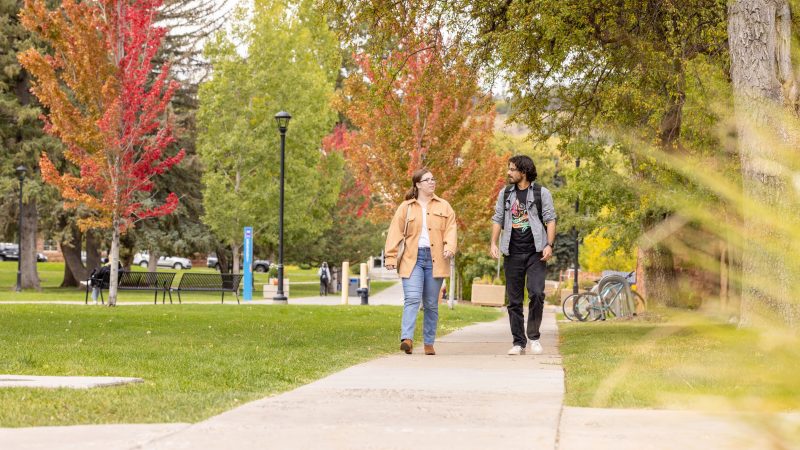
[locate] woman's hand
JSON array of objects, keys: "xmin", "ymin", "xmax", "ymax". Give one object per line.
[
  {"xmin": 443, "ymin": 250, "xmax": 454, "ymax": 260},
  {"xmin": 385, "ymin": 265, "xmax": 395, "ymax": 271}
]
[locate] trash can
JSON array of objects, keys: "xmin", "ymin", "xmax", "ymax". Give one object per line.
[
  {"xmin": 348, "ymin": 277, "xmax": 371, "ymax": 297},
  {"xmin": 348, "ymin": 277, "xmax": 359, "ymax": 297}
]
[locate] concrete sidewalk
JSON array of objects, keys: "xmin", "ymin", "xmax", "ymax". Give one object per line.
[
  {"xmin": 0, "ymin": 280, "xmax": 404, "ymax": 307},
  {"xmin": 1, "ymin": 305, "xmax": 792, "ymax": 449},
  {"xmin": 137, "ymin": 308, "xmax": 563, "ymax": 450}
]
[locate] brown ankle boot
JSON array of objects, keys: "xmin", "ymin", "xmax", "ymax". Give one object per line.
[
  {"xmin": 424, "ymin": 344, "xmax": 435, "ymax": 355},
  {"xmin": 400, "ymin": 339, "xmax": 413, "ymax": 354}
]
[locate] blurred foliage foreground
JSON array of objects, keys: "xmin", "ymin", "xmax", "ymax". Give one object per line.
[
  {"xmin": 558, "ymin": 98, "xmax": 800, "ymax": 446},
  {"xmin": 559, "ymin": 309, "xmax": 800, "ymax": 446}
]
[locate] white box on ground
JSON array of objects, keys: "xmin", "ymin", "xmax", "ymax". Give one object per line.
[{"xmin": 263, "ymin": 278, "xmax": 290, "ymax": 298}]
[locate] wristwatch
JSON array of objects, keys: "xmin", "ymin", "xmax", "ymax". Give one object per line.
[{"xmin": 544, "ymin": 242, "xmax": 553, "ymax": 249}]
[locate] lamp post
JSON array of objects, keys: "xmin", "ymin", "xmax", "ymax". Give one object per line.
[
  {"xmin": 15, "ymin": 165, "xmax": 27, "ymax": 292},
  {"xmin": 273, "ymin": 111, "xmax": 291, "ymax": 303},
  {"xmin": 573, "ymin": 157, "xmax": 580, "ymax": 295}
]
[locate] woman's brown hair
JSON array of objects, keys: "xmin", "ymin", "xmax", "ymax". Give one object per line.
[{"xmin": 404, "ymin": 167, "xmax": 432, "ymax": 200}]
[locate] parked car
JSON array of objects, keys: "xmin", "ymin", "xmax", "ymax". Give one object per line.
[
  {"xmin": 133, "ymin": 252, "xmax": 192, "ymax": 270},
  {"xmin": 80, "ymin": 251, "xmax": 109, "ymax": 265},
  {"xmin": 0, "ymin": 243, "xmax": 47, "ymax": 262},
  {"xmin": 0, "ymin": 243, "xmax": 19, "ymax": 261},
  {"xmin": 207, "ymin": 253, "xmax": 270, "ymax": 272}
]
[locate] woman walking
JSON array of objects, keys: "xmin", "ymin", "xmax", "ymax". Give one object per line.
[{"xmin": 384, "ymin": 168, "xmax": 457, "ymax": 355}]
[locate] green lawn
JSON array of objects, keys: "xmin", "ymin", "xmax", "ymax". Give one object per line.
[
  {"xmin": 0, "ymin": 303, "xmax": 501, "ymax": 427},
  {"xmin": 559, "ymin": 309, "xmax": 800, "ymax": 412},
  {"xmin": 0, "ymin": 262, "xmax": 395, "ymax": 302}
]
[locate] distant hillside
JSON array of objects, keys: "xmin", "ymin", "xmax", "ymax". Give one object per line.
[{"xmin": 495, "ymin": 113, "xmax": 530, "ymax": 137}]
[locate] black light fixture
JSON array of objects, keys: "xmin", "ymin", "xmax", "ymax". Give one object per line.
[
  {"xmin": 275, "ymin": 111, "xmax": 291, "ymax": 132},
  {"xmin": 273, "ymin": 111, "xmax": 291, "ymax": 303},
  {"xmin": 15, "ymin": 165, "xmax": 27, "ymax": 293}
]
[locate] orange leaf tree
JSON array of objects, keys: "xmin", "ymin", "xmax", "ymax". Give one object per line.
[
  {"xmin": 335, "ymin": 31, "xmax": 506, "ymax": 247},
  {"xmin": 18, "ymin": 0, "xmax": 184, "ymax": 305}
]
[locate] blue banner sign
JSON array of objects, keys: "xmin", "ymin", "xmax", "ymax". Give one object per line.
[{"xmin": 243, "ymin": 226, "xmax": 253, "ymax": 301}]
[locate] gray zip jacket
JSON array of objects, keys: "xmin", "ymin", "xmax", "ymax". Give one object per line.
[{"xmin": 491, "ymin": 184, "xmax": 557, "ymax": 256}]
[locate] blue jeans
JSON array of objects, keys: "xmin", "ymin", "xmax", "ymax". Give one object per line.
[{"xmin": 400, "ymin": 248, "xmax": 444, "ymax": 345}]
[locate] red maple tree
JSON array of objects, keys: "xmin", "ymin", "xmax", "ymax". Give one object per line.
[
  {"xmin": 19, "ymin": 0, "xmax": 184, "ymax": 305},
  {"xmin": 333, "ymin": 31, "xmax": 506, "ymax": 246},
  {"xmin": 321, "ymin": 124, "xmax": 372, "ymax": 217}
]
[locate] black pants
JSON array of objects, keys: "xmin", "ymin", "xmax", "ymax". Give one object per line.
[
  {"xmin": 320, "ymin": 280, "xmax": 329, "ymax": 296},
  {"xmin": 504, "ymin": 252, "xmax": 546, "ymax": 346}
]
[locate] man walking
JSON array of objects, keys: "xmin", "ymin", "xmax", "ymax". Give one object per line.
[
  {"xmin": 318, "ymin": 262, "xmax": 331, "ymax": 296},
  {"xmin": 490, "ymin": 155, "xmax": 557, "ymax": 355}
]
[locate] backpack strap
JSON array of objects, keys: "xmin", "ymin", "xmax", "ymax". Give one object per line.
[
  {"xmin": 501, "ymin": 186, "xmax": 514, "ymax": 230},
  {"xmin": 505, "ymin": 184, "xmax": 545, "ymax": 228},
  {"xmin": 532, "ymin": 183, "xmax": 544, "ymax": 228}
]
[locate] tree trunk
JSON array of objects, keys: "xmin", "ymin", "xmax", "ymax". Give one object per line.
[
  {"xmin": 634, "ymin": 60, "xmax": 684, "ymax": 307},
  {"xmin": 638, "ymin": 211, "xmax": 678, "ymax": 306},
  {"xmin": 232, "ymin": 244, "xmax": 240, "ymax": 275},
  {"xmin": 635, "ymin": 247, "xmax": 647, "ymax": 300},
  {"xmin": 60, "ymin": 225, "xmax": 86, "ymax": 287},
  {"xmin": 148, "ymin": 250, "xmax": 159, "ymax": 272},
  {"xmin": 640, "ymin": 245, "xmax": 677, "ymax": 306},
  {"xmin": 85, "ymin": 231, "xmax": 102, "ymax": 270},
  {"xmin": 20, "ymin": 198, "xmax": 40, "ymax": 290},
  {"xmin": 719, "ymin": 242, "xmax": 729, "ymax": 309},
  {"xmin": 108, "ymin": 218, "xmax": 120, "ymax": 306},
  {"xmin": 729, "ymin": 0, "xmax": 798, "ymax": 327},
  {"xmin": 215, "ymin": 245, "xmax": 230, "ymax": 273}
]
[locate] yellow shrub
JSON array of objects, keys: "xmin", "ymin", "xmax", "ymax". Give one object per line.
[{"xmin": 579, "ymin": 229, "xmax": 636, "ymax": 273}]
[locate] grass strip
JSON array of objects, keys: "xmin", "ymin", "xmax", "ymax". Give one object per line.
[
  {"xmin": 0, "ymin": 303, "xmax": 500, "ymax": 427},
  {"xmin": 559, "ymin": 309, "xmax": 800, "ymax": 412}
]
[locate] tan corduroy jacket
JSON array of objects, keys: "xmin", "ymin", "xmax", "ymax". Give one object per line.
[{"xmin": 384, "ymin": 196, "xmax": 457, "ymax": 278}]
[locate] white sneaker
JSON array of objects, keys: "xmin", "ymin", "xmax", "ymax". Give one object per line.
[
  {"xmin": 93, "ymin": 300, "xmax": 98, "ymax": 305},
  {"xmin": 530, "ymin": 340, "xmax": 543, "ymax": 355},
  {"xmin": 507, "ymin": 345, "xmax": 525, "ymax": 355}
]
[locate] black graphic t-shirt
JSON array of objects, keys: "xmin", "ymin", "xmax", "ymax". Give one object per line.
[{"xmin": 509, "ymin": 188, "xmax": 535, "ymax": 254}]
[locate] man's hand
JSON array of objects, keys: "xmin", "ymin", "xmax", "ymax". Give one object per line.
[
  {"xmin": 443, "ymin": 250, "xmax": 454, "ymax": 260},
  {"xmin": 490, "ymin": 243, "xmax": 500, "ymax": 259},
  {"xmin": 541, "ymin": 245, "xmax": 553, "ymax": 261}
]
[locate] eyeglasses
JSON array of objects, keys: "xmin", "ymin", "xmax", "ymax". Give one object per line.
[{"xmin": 419, "ymin": 177, "xmax": 436, "ymax": 183}]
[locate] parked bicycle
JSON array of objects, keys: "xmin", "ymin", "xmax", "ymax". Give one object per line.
[{"xmin": 562, "ymin": 272, "xmax": 646, "ymax": 322}]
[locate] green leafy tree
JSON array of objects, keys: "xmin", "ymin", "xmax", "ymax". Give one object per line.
[
  {"xmin": 197, "ymin": 0, "xmax": 342, "ymax": 272},
  {"xmin": 474, "ymin": 0, "xmax": 729, "ymax": 307},
  {"xmin": 323, "ymin": 1, "xmax": 731, "ymax": 307}
]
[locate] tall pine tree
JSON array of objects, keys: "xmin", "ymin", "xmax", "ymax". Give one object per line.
[{"xmin": 0, "ymin": 0, "xmax": 63, "ymax": 289}]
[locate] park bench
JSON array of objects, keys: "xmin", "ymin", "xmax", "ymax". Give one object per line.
[
  {"xmin": 172, "ymin": 273, "xmax": 244, "ymax": 304},
  {"xmin": 85, "ymin": 270, "xmax": 177, "ymax": 304}
]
